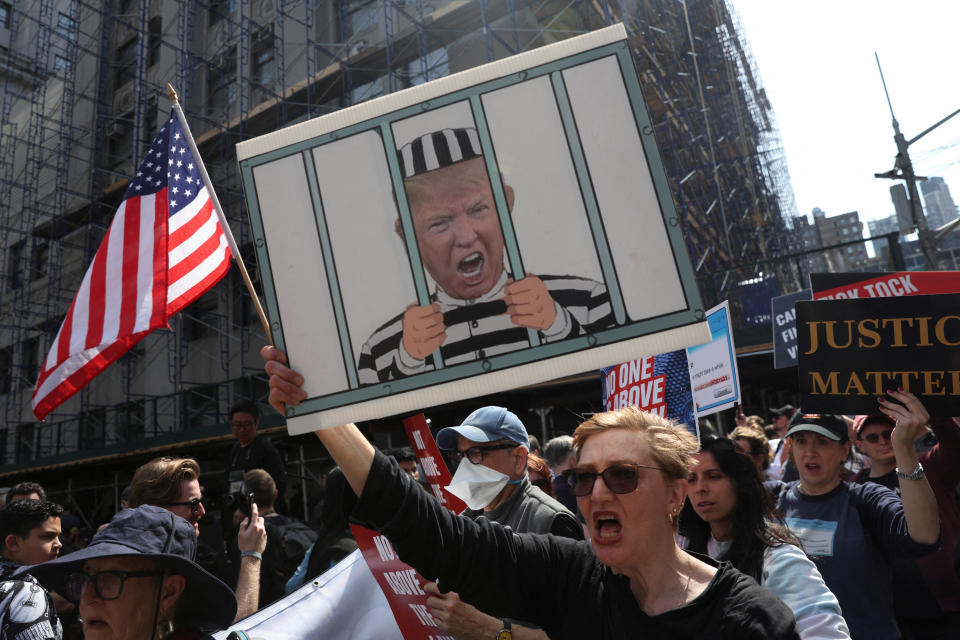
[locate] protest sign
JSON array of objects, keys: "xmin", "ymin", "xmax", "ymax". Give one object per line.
[
  {"xmin": 771, "ymin": 289, "xmax": 812, "ymax": 369},
  {"xmin": 811, "ymin": 271, "xmax": 960, "ymax": 300},
  {"xmin": 796, "ymin": 293, "xmax": 960, "ymax": 415},
  {"xmin": 403, "ymin": 413, "xmax": 466, "ymax": 514},
  {"xmin": 214, "ymin": 549, "xmax": 403, "ymax": 640},
  {"xmin": 335, "ymin": 414, "xmax": 462, "ymax": 639},
  {"xmin": 349, "ymin": 525, "xmax": 454, "ymax": 640},
  {"xmin": 601, "ymin": 351, "xmax": 696, "ymax": 434},
  {"xmin": 687, "ymin": 301, "xmax": 741, "ymax": 416},
  {"xmin": 740, "ymin": 275, "xmax": 781, "ymax": 326},
  {"xmin": 236, "ymin": 24, "xmax": 708, "ymax": 433},
  {"xmin": 601, "ymin": 301, "xmax": 738, "ymax": 428}
]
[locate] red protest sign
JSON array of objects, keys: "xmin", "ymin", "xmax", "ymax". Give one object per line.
[
  {"xmin": 349, "ymin": 524, "xmax": 454, "ymax": 640},
  {"xmin": 811, "ymin": 271, "xmax": 960, "ymax": 300},
  {"xmin": 602, "ymin": 356, "xmax": 667, "ymax": 416},
  {"xmin": 348, "ymin": 414, "xmax": 463, "ymax": 639},
  {"xmin": 403, "ymin": 413, "xmax": 467, "ymax": 513}
]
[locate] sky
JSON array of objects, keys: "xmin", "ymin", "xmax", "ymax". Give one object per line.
[{"xmin": 732, "ymin": 0, "xmax": 960, "ymax": 228}]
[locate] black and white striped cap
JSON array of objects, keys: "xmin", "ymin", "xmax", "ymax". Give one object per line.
[{"xmin": 397, "ymin": 128, "xmax": 483, "ymax": 178}]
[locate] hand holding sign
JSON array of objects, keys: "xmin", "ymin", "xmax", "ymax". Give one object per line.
[
  {"xmin": 878, "ymin": 389, "xmax": 931, "ymax": 447},
  {"xmin": 504, "ymin": 276, "xmax": 557, "ymax": 331},
  {"xmin": 262, "ymin": 345, "xmax": 307, "ymax": 415},
  {"xmin": 403, "ymin": 302, "xmax": 447, "ymax": 360},
  {"xmin": 425, "ymin": 582, "xmax": 499, "ymax": 640}
]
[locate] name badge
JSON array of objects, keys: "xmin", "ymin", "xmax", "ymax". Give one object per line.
[{"xmin": 785, "ymin": 517, "xmax": 838, "ymax": 557}]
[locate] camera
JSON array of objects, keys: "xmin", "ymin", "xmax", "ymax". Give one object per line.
[{"xmin": 223, "ymin": 490, "xmax": 256, "ymax": 518}]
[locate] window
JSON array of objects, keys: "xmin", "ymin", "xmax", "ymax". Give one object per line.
[
  {"xmin": 0, "ymin": 347, "xmax": 10, "ymax": 394},
  {"xmin": 401, "ymin": 48, "xmax": 450, "ymax": 87},
  {"xmin": 118, "ymin": 400, "xmax": 145, "ymax": 441},
  {"xmin": 114, "ymin": 38, "xmax": 137, "ymax": 89},
  {"xmin": 252, "ymin": 33, "xmax": 275, "ymax": 87},
  {"xmin": 206, "ymin": 46, "xmax": 238, "ymax": 114},
  {"xmin": 182, "ymin": 384, "xmax": 220, "ymax": 429},
  {"xmin": 80, "ymin": 408, "xmax": 106, "ymax": 449},
  {"xmin": 57, "ymin": 12, "xmax": 76, "ymax": 42},
  {"xmin": 21, "ymin": 336, "xmax": 40, "ymax": 388},
  {"xmin": 234, "ymin": 375, "xmax": 269, "ymax": 408},
  {"xmin": 15, "ymin": 423, "xmax": 34, "ymax": 464},
  {"xmin": 54, "ymin": 54, "xmax": 70, "ymax": 71},
  {"xmin": 148, "ymin": 16, "xmax": 161, "ymax": 67},
  {"xmin": 182, "ymin": 288, "xmax": 220, "ymax": 340},
  {"xmin": 209, "ymin": 0, "xmax": 238, "ymax": 27},
  {"xmin": 6, "ymin": 240, "xmax": 24, "ymax": 289},
  {"xmin": 107, "ymin": 112, "xmax": 135, "ymax": 167},
  {"xmin": 349, "ymin": 78, "xmax": 384, "ymax": 105},
  {"xmin": 142, "ymin": 98, "xmax": 158, "ymax": 148},
  {"xmin": 30, "ymin": 239, "xmax": 49, "ymax": 281},
  {"xmin": 340, "ymin": 0, "xmax": 380, "ymax": 39},
  {"xmin": 0, "ymin": 3, "xmax": 11, "ymax": 29}
]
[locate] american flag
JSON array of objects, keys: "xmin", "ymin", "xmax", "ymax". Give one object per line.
[{"xmin": 32, "ymin": 112, "xmax": 232, "ymax": 420}]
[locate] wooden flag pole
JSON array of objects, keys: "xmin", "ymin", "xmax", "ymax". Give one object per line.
[{"xmin": 166, "ymin": 83, "xmax": 274, "ymax": 345}]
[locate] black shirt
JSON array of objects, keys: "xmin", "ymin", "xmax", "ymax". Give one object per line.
[
  {"xmin": 349, "ymin": 451, "xmax": 799, "ymax": 640},
  {"xmin": 226, "ymin": 434, "xmax": 286, "ymax": 498}
]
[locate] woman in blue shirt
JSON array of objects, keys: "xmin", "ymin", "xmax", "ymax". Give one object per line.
[{"xmin": 774, "ymin": 392, "xmax": 940, "ymax": 640}]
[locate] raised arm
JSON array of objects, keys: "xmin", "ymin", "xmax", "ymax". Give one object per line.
[
  {"xmin": 261, "ymin": 345, "xmax": 585, "ymax": 634},
  {"xmin": 877, "ymin": 389, "xmax": 940, "ymax": 545},
  {"xmin": 262, "ymin": 345, "xmax": 375, "ymax": 496}
]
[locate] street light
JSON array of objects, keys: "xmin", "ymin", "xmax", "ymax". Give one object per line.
[{"xmin": 873, "ymin": 53, "xmax": 960, "ymax": 270}]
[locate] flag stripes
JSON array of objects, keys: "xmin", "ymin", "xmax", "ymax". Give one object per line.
[{"xmin": 33, "ymin": 113, "xmax": 232, "ymax": 420}]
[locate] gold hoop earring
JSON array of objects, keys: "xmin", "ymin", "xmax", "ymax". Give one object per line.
[{"xmin": 668, "ymin": 505, "xmax": 681, "ymax": 525}]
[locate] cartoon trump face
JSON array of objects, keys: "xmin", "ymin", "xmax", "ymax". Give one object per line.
[{"xmin": 395, "ymin": 128, "xmax": 514, "ymax": 301}]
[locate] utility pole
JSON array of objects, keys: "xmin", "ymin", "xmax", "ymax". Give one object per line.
[{"xmin": 873, "ymin": 53, "xmax": 960, "ymax": 270}]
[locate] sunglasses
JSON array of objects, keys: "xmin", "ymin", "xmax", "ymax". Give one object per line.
[
  {"xmin": 455, "ymin": 443, "xmax": 519, "ymax": 465},
  {"xmin": 161, "ymin": 497, "xmax": 204, "ymax": 515},
  {"xmin": 65, "ymin": 570, "xmax": 164, "ymax": 601},
  {"xmin": 563, "ymin": 463, "xmax": 665, "ymax": 497},
  {"xmin": 861, "ymin": 429, "xmax": 893, "ymax": 444}
]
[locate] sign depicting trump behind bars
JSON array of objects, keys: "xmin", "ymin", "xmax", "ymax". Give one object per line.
[{"xmin": 237, "ymin": 25, "xmax": 709, "ymax": 433}]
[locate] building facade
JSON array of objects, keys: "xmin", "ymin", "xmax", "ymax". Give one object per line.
[
  {"xmin": 920, "ymin": 176, "xmax": 959, "ymax": 230},
  {"xmin": 1, "ymin": 0, "xmax": 796, "ymax": 470}
]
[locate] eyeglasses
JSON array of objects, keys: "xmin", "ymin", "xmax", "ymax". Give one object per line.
[
  {"xmin": 563, "ymin": 463, "xmax": 665, "ymax": 497},
  {"xmin": 231, "ymin": 420, "xmax": 256, "ymax": 429},
  {"xmin": 64, "ymin": 570, "xmax": 164, "ymax": 601},
  {"xmin": 161, "ymin": 497, "xmax": 204, "ymax": 515},
  {"xmin": 861, "ymin": 430, "xmax": 893, "ymax": 444},
  {"xmin": 455, "ymin": 443, "xmax": 519, "ymax": 465}
]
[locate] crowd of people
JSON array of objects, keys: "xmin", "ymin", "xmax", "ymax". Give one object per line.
[{"xmin": 0, "ymin": 350, "xmax": 956, "ymax": 640}]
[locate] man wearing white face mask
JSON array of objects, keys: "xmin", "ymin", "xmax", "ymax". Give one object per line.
[{"xmin": 424, "ymin": 406, "xmax": 582, "ymax": 640}]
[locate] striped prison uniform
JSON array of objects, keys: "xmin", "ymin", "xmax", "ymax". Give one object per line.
[{"xmin": 358, "ymin": 271, "xmax": 616, "ymax": 384}]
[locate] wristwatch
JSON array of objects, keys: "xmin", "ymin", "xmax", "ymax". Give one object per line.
[
  {"xmin": 895, "ymin": 461, "xmax": 924, "ymax": 481},
  {"xmin": 495, "ymin": 619, "xmax": 512, "ymax": 640}
]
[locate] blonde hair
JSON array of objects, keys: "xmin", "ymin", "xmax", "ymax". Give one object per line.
[{"xmin": 572, "ymin": 407, "xmax": 698, "ymax": 480}]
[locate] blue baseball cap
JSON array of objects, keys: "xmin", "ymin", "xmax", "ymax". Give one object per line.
[{"xmin": 436, "ymin": 406, "xmax": 529, "ymax": 450}]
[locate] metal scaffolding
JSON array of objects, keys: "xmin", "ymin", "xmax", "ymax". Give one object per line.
[{"xmin": 0, "ymin": 0, "xmax": 797, "ymax": 470}]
